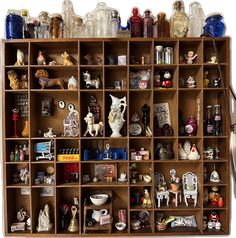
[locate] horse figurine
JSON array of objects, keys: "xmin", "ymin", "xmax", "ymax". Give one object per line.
[
  {"xmin": 83, "ymin": 109, "xmax": 103, "ymax": 137},
  {"xmin": 35, "ymin": 69, "xmax": 65, "ymax": 89},
  {"xmin": 83, "ymin": 71, "xmax": 100, "ymax": 89}
]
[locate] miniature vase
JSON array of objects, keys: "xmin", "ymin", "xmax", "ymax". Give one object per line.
[
  {"xmin": 108, "ymin": 94, "xmax": 127, "ymax": 137},
  {"xmin": 22, "ymin": 120, "xmax": 29, "ymax": 137}
]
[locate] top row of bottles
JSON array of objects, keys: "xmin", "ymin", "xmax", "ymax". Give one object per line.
[{"xmin": 6, "ymin": 0, "xmax": 226, "ymax": 40}]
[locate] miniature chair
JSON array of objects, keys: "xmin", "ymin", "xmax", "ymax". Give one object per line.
[
  {"xmin": 182, "ymin": 172, "xmax": 198, "ymax": 207},
  {"xmin": 154, "ymin": 172, "xmax": 169, "ymax": 208}
]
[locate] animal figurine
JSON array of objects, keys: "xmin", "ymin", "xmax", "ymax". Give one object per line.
[
  {"xmin": 142, "ymin": 189, "xmax": 152, "ymax": 208},
  {"xmin": 156, "ymin": 143, "xmax": 174, "ymax": 160},
  {"xmin": 20, "ymin": 74, "xmax": 28, "ymax": 89},
  {"xmin": 7, "ymin": 70, "xmax": 20, "ymax": 89},
  {"xmin": 84, "ymin": 54, "xmax": 93, "ymax": 65},
  {"xmin": 83, "ymin": 71, "xmax": 100, "ymax": 89},
  {"xmin": 96, "ymin": 56, "xmax": 103, "ymax": 65},
  {"xmin": 43, "ymin": 128, "xmax": 56, "ymax": 138},
  {"xmin": 37, "ymin": 51, "xmax": 46, "ymax": 65},
  {"xmin": 15, "ymin": 49, "xmax": 24, "ymax": 66},
  {"xmin": 48, "ymin": 60, "xmax": 57, "ymax": 65},
  {"xmin": 35, "ymin": 69, "xmax": 65, "ymax": 89},
  {"xmin": 188, "ymin": 144, "xmax": 200, "ymax": 160},
  {"xmin": 186, "ymin": 76, "xmax": 196, "ymax": 88},
  {"xmin": 68, "ymin": 76, "xmax": 78, "ymax": 90},
  {"xmin": 61, "ymin": 51, "xmax": 74, "ymax": 66},
  {"xmin": 185, "ymin": 51, "xmax": 198, "ymax": 64},
  {"xmin": 162, "ymin": 71, "xmax": 172, "ymax": 88},
  {"xmin": 178, "ymin": 143, "xmax": 188, "ymax": 160},
  {"xmin": 83, "ymin": 109, "xmax": 103, "ymax": 137}
]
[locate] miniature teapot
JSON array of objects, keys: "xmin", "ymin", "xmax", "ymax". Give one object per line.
[{"xmin": 92, "ymin": 209, "xmax": 108, "ymax": 222}]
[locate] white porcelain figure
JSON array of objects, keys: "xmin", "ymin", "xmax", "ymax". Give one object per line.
[
  {"xmin": 108, "ymin": 94, "xmax": 127, "ymax": 137},
  {"xmin": 188, "ymin": 144, "xmax": 200, "ymax": 160},
  {"xmin": 68, "ymin": 76, "xmax": 78, "ymax": 90},
  {"xmin": 36, "ymin": 204, "xmax": 53, "ymax": 232},
  {"xmin": 15, "ymin": 49, "xmax": 24, "ymax": 66},
  {"xmin": 178, "ymin": 143, "xmax": 188, "ymax": 160}
]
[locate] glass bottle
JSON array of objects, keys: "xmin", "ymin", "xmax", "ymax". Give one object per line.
[
  {"xmin": 6, "ymin": 10, "xmax": 23, "ymax": 39},
  {"xmin": 143, "ymin": 10, "xmax": 153, "ymax": 38},
  {"xmin": 188, "ymin": 2, "xmax": 205, "ymax": 37},
  {"xmin": 14, "ymin": 145, "xmax": 20, "ymax": 161},
  {"xmin": 206, "ymin": 105, "xmax": 214, "ymax": 136},
  {"xmin": 153, "ymin": 12, "xmax": 170, "ymax": 38},
  {"xmin": 154, "ymin": 45, "xmax": 164, "ymax": 64},
  {"xmin": 38, "ymin": 11, "xmax": 50, "ymax": 38},
  {"xmin": 129, "ymin": 7, "xmax": 143, "ymax": 37},
  {"xmin": 50, "ymin": 14, "xmax": 64, "ymax": 38},
  {"xmin": 72, "ymin": 16, "xmax": 85, "ymax": 38},
  {"xmin": 21, "ymin": 9, "xmax": 29, "ymax": 38},
  {"xmin": 170, "ymin": 0, "xmax": 189, "ymax": 38},
  {"xmin": 111, "ymin": 10, "xmax": 119, "ymax": 38},
  {"xmin": 214, "ymin": 105, "xmax": 222, "ymax": 136},
  {"xmin": 85, "ymin": 13, "xmax": 94, "ymax": 38},
  {"xmin": 62, "ymin": 0, "xmax": 75, "ymax": 38}
]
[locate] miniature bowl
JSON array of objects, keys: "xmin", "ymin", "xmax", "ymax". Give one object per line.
[
  {"xmin": 115, "ymin": 222, "xmax": 126, "ymax": 231},
  {"xmin": 90, "ymin": 194, "xmax": 109, "ymax": 206}
]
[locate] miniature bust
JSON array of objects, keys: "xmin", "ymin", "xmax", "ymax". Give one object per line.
[{"xmin": 185, "ymin": 51, "xmax": 198, "ymax": 64}]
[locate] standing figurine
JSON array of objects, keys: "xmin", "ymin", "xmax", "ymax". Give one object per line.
[
  {"xmin": 142, "ymin": 188, "xmax": 152, "ymax": 208},
  {"xmin": 89, "ymin": 95, "xmax": 101, "ymax": 123},
  {"xmin": 12, "ymin": 108, "xmax": 20, "ymax": 137},
  {"xmin": 185, "ymin": 51, "xmax": 198, "ymax": 64},
  {"xmin": 15, "ymin": 49, "xmax": 25, "ymax": 66},
  {"xmin": 37, "ymin": 51, "xmax": 46, "ymax": 65},
  {"xmin": 61, "ymin": 51, "xmax": 74, "ymax": 66},
  {"xmin": 185, "ymin": 115, "xmax": 198, "ymax": 136},
  {"xmin": 162, "ymin": 71, "xmax": 172, "ymax": 88}
]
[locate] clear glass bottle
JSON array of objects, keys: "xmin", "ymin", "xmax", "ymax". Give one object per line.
[
  {"xmin": 153, "ymin": 12, "xmax": 170, "ymax": 38},
  {"xmin": 214, "ymin": 105, "xmax": 222, "ymax": 136},
  {"xmin": 170, "ymin": 0, "xmax": 189, "ymax": 37},
  {"xmin": 38, "ymin": 11, "xmax": 50, "ymax": 38},
  {"xmin": 85, "ymin": 13, "xmax": 95, "ymax": 38},
  {"xmin": 143, "ymin": 10, "xmax": 153, "ymax": 38},
  {"xmin": 206, "ymin": 105, "xmax": 214, "ymax": 136},
  {"xmin": 72, "ymin": 16, "xmax": 85, "ymax": 38},
  {"xmin": 188, "ymin": 2, "xmax": 205, "ymax": 37},
  {"xmin": 111, "ymin": 10, "xmax": 119, "ymax": 38},
  {"xmin": 129, "ymin": 7, "xmax": 143, "ymax": 37},
  {"xmin": 62, "ymin": 0, "xmax": 75, "ymax": 38}
]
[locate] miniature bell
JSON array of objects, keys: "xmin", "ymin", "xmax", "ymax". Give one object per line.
[
  {"xmin": 210, "ymin": 170, "xmax": 220, "ymax": 183},
  {"xmin": 68, "ymin": 206, "xmax": 79, "ymax": 232}
]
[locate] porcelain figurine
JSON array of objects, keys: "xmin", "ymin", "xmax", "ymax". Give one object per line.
[
  {"xmin": 209, "ymin": 186, "xmax": 221, "ymax": 206},
  {"xmin": 207, "ymin": 55, "xmax": 218, "ymax": 64},
  {"xmin": 203, "ymin": 71, "xmax": 210, "ymax": 88},
  {"xmin": 108, "ymin": 94, "xmax": 127, "ymax": 137},
  {"xmin": 49, "ymin": 60, "xmax": 58, "ymax": 65},
  {"xmin": 170, "ymin": 169, "xmax": 181, "ymax": 191},
  {"xmin": 185, "ymin": 51, "xmax": 198, "ymax": 64},
  {"xmin": 162, "ymin": 71, "xmax": 172, "ymax": 88},
  {"xmin": 35, "ymin": 69, "xmax": 65, "ymax": 89},
  {"xmin": 185, "ymin": 115, "xmax": 198, "ymax": 136},
  {"xmin": 183, "ymin": 140, "xmax": 191, "ymax": 156},
  {"xmin": 36, "ymin": 204, "xmax": 53, "ymax": 232},
  {"xmin": 8, "ymin": 70, "xmax": 20, "ymax": 90},
  {"xmin": 186, "ymin": 76, "xmax": 196, "ymax": 88},
  {"xmin": 178, "ymin": 143, "xmax": 188, "ymax": 160},
  {"xmin": 188, "ymin": 144, "xmax": 200, "ymax": 160},
  {"xmin": 44, "ymin": 128, "xmax": 56, "ymax": 137},
  {"xmin": 15, "ymin": 49, "xmax": 25, "ymax": 66},
  {"xmin": 83, "ymin": 71, "xmax": 100, "ymax": 89},
  {"xmin": 207, "ymin": 211, "xmax": 221, "ymax": 230},
  {"xmin": 68, "ymin": 76, "xmax": 78, "ymax": 90},
  {"xmin": 83, "ymin": 108, "xmax": 103, "ymax": 137},
  {"xmin": 37, "ymin": 51, "xmax": 46, "ymax": 65},
  {"xmin": 61, "ymin": 51, "xmax": 74, "ymax": 66},
  {"xmin": 142, "ymin": 188, "xmax": 152, "ymax": 208}
]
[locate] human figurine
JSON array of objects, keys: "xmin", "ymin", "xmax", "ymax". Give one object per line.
[
  {"xmin": 209, "ymin": 186, "xmax": 221, "ymax": 206},
  {"xmin": 36, "ymin": 204, "xmax": 53, "ymax": 232},
  {"xmin": 142, "ymin": 188, "xmax": 152, "ymax": 208},
  {"xmin": 186, "ymin": 76, "xmax": 196, "ymax": 88},
  {"xmin": 37, "ymin": 51, "xmax": 46, "ymax": 65},
  {"xmin": 12, "ymin": 108, "xmax": 20, "ymax": 138},
  {"xmin": 185, "ymin": 51, "xmax": 198, "ymax": 64},
  {"xmin": 141, "ymin": 104, "xmax": 152, "ymax": 136},
  {"xmin": 162, "ymin": 71, "xmax": 172, "ymax": 88},
  {"xmin": 89, "ymin": 95, "xmax": 101, "ymax": 123},
  {"xmin": 203, "ymin": 71, "xmax": 210, "ymax": 88}
]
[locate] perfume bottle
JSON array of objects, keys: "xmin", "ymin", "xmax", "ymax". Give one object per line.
[
  {"xmin": 143, "ymin": 10, "xmax": 153, "ymax": 38},
  {"xmin": 153, "ymin": 12, "xmax": 170, "ymax": 38},
  {"xmin": 170, "ymin": 0, "xmax": 189, "ymax": 37},
  {"xmin": 129, "ymin": 7, "xmax": 143, "ymax": 37}
]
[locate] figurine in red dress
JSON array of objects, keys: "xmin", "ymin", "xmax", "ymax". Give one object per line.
[{"xmin": 12, "ymin": 108, "xmax": 20, "ymax": 137}]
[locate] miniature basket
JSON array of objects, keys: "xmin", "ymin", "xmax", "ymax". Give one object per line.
[{"xmin": 156, "ymin": 222, "xmax": 167, "ymax": 231}]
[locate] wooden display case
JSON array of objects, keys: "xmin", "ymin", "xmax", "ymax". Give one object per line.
[{"xmin": 2, "ymin": 37, "xmax": 231, "ymax": 236}]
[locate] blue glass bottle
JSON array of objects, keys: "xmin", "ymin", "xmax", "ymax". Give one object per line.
[
  {"xmin": 6, "ymin": 12, "xmax": 23, "ymax": 39},
  {"xmin": 204, "ymin": 14, "xmax": 226, "ymax": 37}
]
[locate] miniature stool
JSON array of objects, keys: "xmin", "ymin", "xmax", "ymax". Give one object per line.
[{"xmin": 168, "ymin": 189, "xmax": 182, "ymax": 207}]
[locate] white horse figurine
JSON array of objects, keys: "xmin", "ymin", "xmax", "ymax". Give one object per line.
[
  {"xmin": 15, "ymin": 49, "xmax": 24, "ymax": 66},
  {"xmin": 84, "ymin": 111, "xmax": 103, "ymax": 137},
  {"xmin": 83, "ymin": 71, "xmax": 100, "ymax": 89}
]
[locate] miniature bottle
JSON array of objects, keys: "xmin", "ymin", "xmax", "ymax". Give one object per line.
[
  {"xmin": 14, "ymin": 146, "xmax": 20, "ymax": 161},
  {"xmin": 85, "ymin": 13, "xmax": 95, "ymax": 38},
  {"xmin": 206, "ymin": 105, "xmax": 214, "ymax": 136},
  {"xmin": 143, "ymin": 10, "xmax": 153, "ymax": 38},
  {"xmin": 62, "ymin": 0, "xmax": 75, "ymax": 38},
  {"xmin": 153, "ymin": 12, "xmax": 170, "ymax": 37},
  {"xmin": 110, "ymin": 10, "xmax": 119, "ymax": 38},
  {"xmin": 214, "ymin": 105, "xmax": 222, "ymax": 136},
  {"xmin": 129, "ymin": 8, "xmax": 143, "ymax": 37},
  {"xmin": 188, "ymin": 2, "xmax": 205, "ymax": 37},
  {"xmin": 170, "ymin": 0, "xmax": 189, "ymax": 37}
]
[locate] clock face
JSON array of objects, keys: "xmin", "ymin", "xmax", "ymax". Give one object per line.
[{"xmin": 129, "ymin": 123, "xmax": 142, "ymax": 136}]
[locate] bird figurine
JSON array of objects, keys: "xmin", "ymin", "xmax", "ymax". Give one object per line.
[
  {"xmin": 188, "ymin": 144, "xmax": 200, "ymax": 160},
  {"xmin": 183, "ymin": 140, "xmax": 191, "ymax": 156},
  {"xmin": 178, "ymin": 143, "xmax": 188, "ymax": 160}
]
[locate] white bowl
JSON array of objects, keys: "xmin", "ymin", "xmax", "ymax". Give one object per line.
[
  {"xmin": 90, "ymin": 194, "xmax": 109, "ymax": 206},
  {"xmin": 115, "ymin": 222, "xmax": 126, "ymax": 231}
]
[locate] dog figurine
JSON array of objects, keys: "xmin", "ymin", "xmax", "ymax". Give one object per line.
[
  {"xmin": 35, "ymin": 69, "xmax": 65, "ymax": 89},
  {"xmin": 61, "ymin": 51, "xmax": 74, "ymax": 66},
  {"xmin": 37, "ymin": 51, "xmax": 46, "ymax": 65},
  {"xmin": 15, "ymin": 49, "xmax": 24, "ymax": 66},
  {"xmin": 84, "ymin": 111, "xmax": 103, "ymax": 137}
]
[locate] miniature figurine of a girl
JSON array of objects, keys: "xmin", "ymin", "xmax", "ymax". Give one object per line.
[{"xmin": 185, "ymin": 51, "xmax": 198, "ymax": 64}]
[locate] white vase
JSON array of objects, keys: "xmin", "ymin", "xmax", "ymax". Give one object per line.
[{"xmin": 108, "ymin": 94, "xmax": 127, "ymax": 137}]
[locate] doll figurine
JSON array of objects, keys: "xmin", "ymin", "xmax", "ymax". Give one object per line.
[{"xmin": 185, "ymin": 51, "xmax": 198, "ymax": 64}]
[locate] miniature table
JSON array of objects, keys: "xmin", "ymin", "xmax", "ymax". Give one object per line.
[{"xmin": 168, "ymin": 189, "xmax": 182, "ymax": 207}]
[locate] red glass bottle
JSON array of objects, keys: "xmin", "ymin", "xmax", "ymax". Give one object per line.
[
  {"xmin": 130, "ymin": 8, "xmax": 143, "ymax": 37},
  {"xmin": 143, "ymin": 10, "xmax": 153, "ymax": 38}
]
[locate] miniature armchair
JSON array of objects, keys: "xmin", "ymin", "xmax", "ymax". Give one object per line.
[
  {"xmin": 154, "ymin": 172, "xmax": 169, "ymax": 208},
  {"xmin": 182, "ymin": 172, "xmax": 198, "ymax": 207}
]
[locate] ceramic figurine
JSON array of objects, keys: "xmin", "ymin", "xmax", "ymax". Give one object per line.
[
  {"xmin": 20, "ymin": 74, "xmax": 28, "ymax": 89},
  {"xmin": 185, "ymin": 51, "xmax": 198, "ymax": 64},
  {"xmin": 108, "ymin": 94, "xmax": 127, "ymax": 137},
  {"xmin": 142, "ymin": 189, "xmax": 152, "ymax": 208},
  {"xmin": 118, "ymin": 172, "xmax": 127, "ymax": 182},
  {"xmin": 203, "ymin": 146, "xmax": 214, "ymax": 160},
  {"xmin": 178, "ymin": 143, "xmax": 188, "ymax": 160},
  {"xmin": 43, "ymin": 128, "xmax": 56, "ymax": 137},
  {"xmin": 212, "ymin": 78, "xmax": 221, "ymax": 88},
  {"xmin": 89, "ymin": 95, "xmax": 101, "ymax": 123},
  {"xmin": 61, "ymin": 51, "xmax": 74, "ymax": 66},
  {"xmin": 186, "ymin": 76, "xmax": 196, "ymax": 88},
  {"xmin": 170, "ymin": 169, "xmax": 181, "ymax": 191},
  {"xmin": 209, "ymin": 186, "xmax": 221, "ymax": 206},
  {"xmin": 36, "ymin": 204, "xmax": 53, "ymax": 232},
  {"xmin": 83, "ymin": 71, "xmax": 100, "ymax": 89},
  {"xmin": 68, "ymin": 76, "xmax": 78, "ymax": 90},
  {"xmin": 183, "ymin": 140, "xmax": 191, "ymax": 156},
  {"xmin": 49, "ymin": 60, "xmax": 58, "ymax": 65},
  {"xmin": 188, "ymin": 144, "xmax": 200, "ymax": 160},
  {"xmin": 8, "ymin": 70, "xmax": 20, "ymax": 90},
  {"xmin": 185, "ymin": 115, "xmax": 198, "ymax": 136},
  {"xmin": 207, "ymin": 211, "xmax": 221, "ymax": 230},
  {"xmin": 12, "ymin": 108, "xmax": 20, "ymax": 137},
  {"xmin": 203, "ymin": 71, "xmax": 210, "ymax": 88},
  {"xmin": 162, "ymin": 71, "xmax": 172, "ymax": 88},
  {"xmin": 207, "ymin": 55, "xmax": 217, "ymax": 64},
  {"xmin": 37, "ymin": 51, "xmax": 46, "ymax": 65},
  {"xmin": 20, "ymin": 168, "xmax": 29, "ymax": 184},
  {"xmin": 35, "ymin": 69, "xmax": 65, "ymax": 89},
  {"xmin": 83, "ymin": 108, "xmax": 103, "ymax": 137},
  {"xmin": 15, "ymin": 49, "xmax": 25, "ymax": 66},
  {"xmin": 84, "ymin": 54, "xmax": 93, "ymax": 65}
]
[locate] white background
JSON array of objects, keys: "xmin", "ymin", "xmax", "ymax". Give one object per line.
[{"xmin": 0, "ymin": 0, "xmax": 235, "ymax": 237}]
